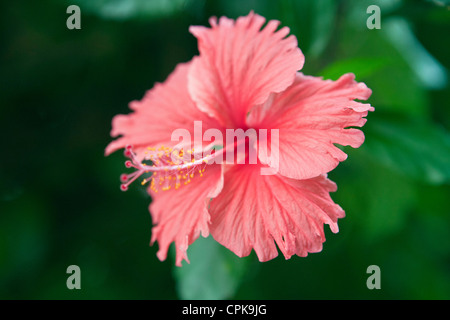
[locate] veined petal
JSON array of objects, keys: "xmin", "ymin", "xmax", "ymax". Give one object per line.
[
  {"xmin": 247, "ymin": 73, "xmax": 373, "ymax": 179},
  {"xmin": 105, "ymin": 62, "xmax": 220, "ymax": 160},
  {"xmin": 188, "ymin": 11, "xmax": 304, "ymax": 128},
  {"xmin": 209, "ymin": 164, "xmax": 344, "ymax": 261},
  {"xmin": 149, "ymin": 163, "xmax": 223, "ymax": 266}
]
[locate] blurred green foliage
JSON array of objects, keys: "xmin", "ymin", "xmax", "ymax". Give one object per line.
[{"xmin": 1, "ymin": 0, "xmax": 449, "ymax": 299}]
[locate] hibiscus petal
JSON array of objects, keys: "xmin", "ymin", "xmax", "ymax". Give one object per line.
[
  {"xmin": 105, "ymin": 61, "xmax": 220, "ymax": 159},
  {"xmin": 188, "ymin": 11, "xmax": 304, "ymax": 128},
  {"xmin": 247, "ymin": 73, "xmax": 373, "ymax": 179},
  {"xmin": 209, "ymin": 164, "xmax": 344, "ymax": 262},
  {"xmin": 149, "ymin": 163, "xmax": 223, "ymax": 266}
]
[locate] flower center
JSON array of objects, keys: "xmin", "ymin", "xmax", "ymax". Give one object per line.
[{"xmin": 119, "ymin": 130, "xmax": 264, "ymax": 192}]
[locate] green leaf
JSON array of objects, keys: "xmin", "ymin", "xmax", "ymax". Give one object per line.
[
  {"xmin": 319, "ymin": 57, "xmax": 389, "ymax": 80},
  {"xmin": 71, "ymin": 0, "xmax": 192, "ymax": 21},
  {"xmin": 307, "ymin": 0, "xmax": 338, "ymax": 57},
  {"xmin": 173, "ymin": 236, "xmax": 251, "ymax": 300},
  {"xmin": 363, "ymin": 113, "xmax": 450, "ymax": 185},
  {"xmin": 332, "ymin": 155, "xmax": 415, "ymax": 243},
  {"xmin": 383, "ymin": 17, "xmax": 447, "ymax": 90},
  {"xmin": 278, "ymin": 0, "xmax": 337, "ymax": 58},
  {"xmin": 336, "ymin": 2, "xmax": 432, "ymax": 117},
  {"xmin": 361, "ymin": 164, "xmax": 415, "ymax": 241}
]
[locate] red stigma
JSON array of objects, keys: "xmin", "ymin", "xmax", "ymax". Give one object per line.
[{"xmin": 124, "ymin": 149, "xmax": 132, "ymax": 157}]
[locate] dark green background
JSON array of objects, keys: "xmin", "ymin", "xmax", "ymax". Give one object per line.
[{"xmin": 1, "ymin": 0, "xmax": 449, "ymax": 299}]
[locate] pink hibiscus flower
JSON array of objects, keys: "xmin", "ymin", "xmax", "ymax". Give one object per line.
[{"xmin": 105, "ymin": 12, "xmax": 373, "ymax": 266}]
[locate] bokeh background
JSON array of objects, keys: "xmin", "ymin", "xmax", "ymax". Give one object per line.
[{"xmin": 1, "ymin": 0, "xmax": 449, "ymax": 299}]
